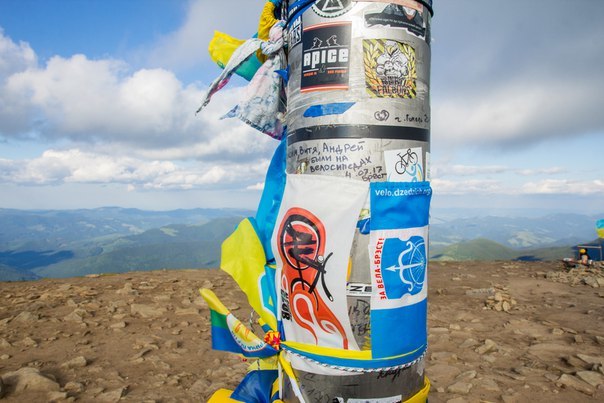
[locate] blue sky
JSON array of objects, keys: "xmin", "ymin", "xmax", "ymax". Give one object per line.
[{"xmin": 0, "ymin": 0, "xmax": 602, "ymax": 216}]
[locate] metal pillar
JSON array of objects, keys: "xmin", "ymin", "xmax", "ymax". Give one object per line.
[{"xmin": 283, "ymin": 1, "xmax": 433, "ymax": 401}]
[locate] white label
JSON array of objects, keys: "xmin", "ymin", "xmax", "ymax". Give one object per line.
[{"xmin": 384, "ymin": 147, "xmax": 423, "ymax": 182}]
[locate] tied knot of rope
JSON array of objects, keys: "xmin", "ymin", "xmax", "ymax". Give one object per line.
[{"xmin": 260, "ymin": 21, "xmax": 286, "ymax": 56}]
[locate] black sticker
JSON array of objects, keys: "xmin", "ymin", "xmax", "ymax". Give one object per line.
[
  {"xmin": 301, "ymin": 22, "xmax": 351, "ymax": 93},
  {"xmin": 288, "ymin": 15, "xmax": 302, "ymax": 48},
  {"xmin": 365, "ymin": 4, "xmax": 426, "ymax": 38},
  {"xmin": 312, "ymin": 0, "xmax": 353, "ymax": 18}
]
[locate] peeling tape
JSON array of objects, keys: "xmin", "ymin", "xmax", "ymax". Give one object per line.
[{"xmin": 303, "ymin": 102, "xmax": 355, "ymax": 118}]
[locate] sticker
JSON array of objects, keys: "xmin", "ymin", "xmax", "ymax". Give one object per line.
[
  {"xmin": 301, "ymin": 22, "xmax": 351, "ymax": 92},
  {"xmin": 363, "ymin": 39, "xmax": 416, "ymax": 98},
  {"xmin": 346, "ymin": 283, "xmax": 373, "ymax": 296},
  {"xmin": 303, "ymin": 102, "xmax": 355, "ymax": 117},
  {"xmin": 365, "ymin": 2, "xmax": 426, "ymax": 39},
  {"xmin": 375, "ymin": 234, "xmax": 427, "ymax": 300},
  {"xmin": 289, "ymin": 15, "xmax": 302, "ymax": 48},
  {"xmin": 273, "ymin": 175, "xmax": 368, "ymax": 350},
  {"xmin": 369, "ymin": 181, "xmax": 431, "ymax": 359},
  {"xmin": 384, "ymin": 147, "xmax": 423, "ymax": 182},
  {"xmin": 312, "ymin": 0, "xmax": 353, "ymax": 18},
  {"xmin": 369, "ymin": 183, "xmax": 431, "ymax": 303}
]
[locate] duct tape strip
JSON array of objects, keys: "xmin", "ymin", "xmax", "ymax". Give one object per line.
[
  {"xmin": 289, "ymin": 125, "xmax": 429, "ymax": 144},
  {"xmin": 209, "ymin": 378, "xmax": 430, "ymax": 403},
  {"xmin": 283, "ymin": 346, "xmax": 427, "ymax": 373},
  {"xmin": 288, "ymin": 0, "xmax": 315, "ymax": 23},
  {"xmin": 362, "ymin": 0, "xmax": 434, "ymax": 16},
  {"xmin": 289, "ymin": 0, "xmax": 434, "ymax": 28},
  {"xmin": 303, "ymin": 102, "xmax": 355, "ymax": 117}
]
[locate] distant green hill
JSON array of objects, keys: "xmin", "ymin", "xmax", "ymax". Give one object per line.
[
  {"xmin": 32, "ymin": 217, "xmax": 242, "ymax": 279},
  {"xmin": 3, "ymin": 207, "xmax": 600, "ymax": 281},
  {"xmin": 430, "ymin": 238, "xmax": 574, "ymax": 261},
  {"xmin": 0, "ymin": 207, "xmax": 252, "ymax": 252},
  {"xmin": 430, "ymin": 238, "xmax": 517, "ymax": 261}
]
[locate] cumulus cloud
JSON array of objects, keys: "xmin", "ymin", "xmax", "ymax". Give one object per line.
[
  {"xmin": 0, "ymin": 149, "xmax": 271, "ymax": 190},
  {"xmin": 431, "ymin": 178, "xmax": 506, "ymax": 195},
  {"xmin": 432, "ymin": 78, "xmax": 604, "ymax": 147},
  {"xmin": 145, "ymin": 0, "xmax": 265, "ymax": 72},
  {"xmin": 0, "ymin": 29, "xmax": 276, "ymax": 164},
  {"xmin": 515, "ymin": 167, "xmax": 565, "ymax": 176},
  {"xmin": 432, "ymin": 0, "xmax": 604, "ymax": 148},
  {"xmin": 522, "ymin": 179, "xmax": 604, "ymax": 196},
  {"xmin": 432, "ymin": 177, "xmax": 604, "ymax": 197},
  {"xmin": 433, "ymin": 164, "xmax": 508, "ymax": 177},
  {"xmin": 246, "ymin": 182, "xmax": 265, "ymax": 191},
  {"xmin": 0, "ymin": 28, "xmax": 37, "ymax": 78}
]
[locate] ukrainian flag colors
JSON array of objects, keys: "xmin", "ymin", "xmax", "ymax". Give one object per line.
[
  {"xmin": 200, "ymin": 289, "xmax": 277, "ymax": 359},
  {"xmin": 220, "ymin": 218, "xmax": 277, "ymax": 330},
  {"xmin": 597, "ymin": 219, "xmax": 604, "ymax": 239}
]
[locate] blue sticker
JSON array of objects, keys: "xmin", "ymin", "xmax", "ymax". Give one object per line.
[
  {"xmin": 369, "ymin": 181, "xmax": 432, "ymax": 360},
  {"xmin": 382, "ymin": 235, "xmax": 426, "ymax": 298},
  {"xmin": 303, "ymin": 102, "xmax": 355, "ymax": 117}
]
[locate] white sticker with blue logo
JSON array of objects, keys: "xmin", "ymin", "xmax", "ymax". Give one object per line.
[
  {"xmin": 370, "ymin": 226, "xmax": 428, "ymax": 309},
  {"xmin": 383, "ymin": 147, "xmax": 423, "ymax": 182}
]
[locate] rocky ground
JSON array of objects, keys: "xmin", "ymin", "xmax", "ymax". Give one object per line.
[{"xmin": 0, "ymin": 261, "xmax": 603, "ymax": 402}]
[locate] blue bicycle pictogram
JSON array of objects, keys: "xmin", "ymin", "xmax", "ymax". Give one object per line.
[{"xmin": 382, "ymin": 235, "xmax": 426, "ymax": 298}]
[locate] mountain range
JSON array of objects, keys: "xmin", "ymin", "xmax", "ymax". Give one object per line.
[{"xmin": 0, "ymin": 208, "xmax": 602, "ymax": 281}]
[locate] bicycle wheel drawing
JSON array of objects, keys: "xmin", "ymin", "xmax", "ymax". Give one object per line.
[
  {"xmin": 408, "ymin": 150, "xmax": 418, "ymax": 166},
  {"xmin": 279, "ymin": 211, "xmax": 322, "ymax": 269},
  {"xmin": 277, "ymin": 207, "xmax": 333, "ymax": 300},
  {"xmin": 394, "ymin": 158, "xmax": 407, "ymax": 175}
]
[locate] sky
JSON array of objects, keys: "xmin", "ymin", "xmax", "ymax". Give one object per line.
[{"xmin": 0, "ymin": 0, "xmax": 603, "ymax": 216}]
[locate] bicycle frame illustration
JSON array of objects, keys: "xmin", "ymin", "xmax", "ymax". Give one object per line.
[
  {"xmin": 277, "ymin": 207, "xmax": 349, "ymax": 348},
  {"xmin": 394, "ymin": 148, "xmax": 419, "ymax": 175}
]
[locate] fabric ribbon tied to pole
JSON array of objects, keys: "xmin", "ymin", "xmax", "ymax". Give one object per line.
[{"xmin": 196, "ymin": 19, "xmax": 286, "ymax": 139}]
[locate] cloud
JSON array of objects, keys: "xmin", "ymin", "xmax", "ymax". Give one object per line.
[
  {"xmin": 432, "ymin": 78, "xmax": 604, "ymax": 147},
  {"xmin": 145, "ymin": 0, "xmax": 265, "ymax": 73},
  {"xmin": 431, "ymin": 178, "xmax": 505, "ymax": 195},
  {"xmin": 0, "ymin": 29, "xmax": 39, "ymax": 135},
  {"xmin": 433, "ymin": 164, "xmax": 507, "ymax": 177},
  {"xmin": 0, "ymin": 28, "xmax": 37, "ymax": 78},
  {"xmin": 522, "ymin": 179, "xmax": 604, "ymax": 196},
  {"xmin": 515, "ymin": 167, "xmax": 565, "ymax": 176},
  {"xmin": 0, "ymin": 30, "xmax": 276, "ymax": 164},
  {"xmin": 432, "ymin": 177, "xmax": 604, "ymax": 197},
  {"xmin": 0, "ymin": 149, "xmax": 270, "ymax": 190},
  {"xmin": 431, "ymin": 1, "xmax": 604, "ymax": 148},
  {"xmin": 246, "ymin": 182, "xmax": 264, "ymax": 191}
]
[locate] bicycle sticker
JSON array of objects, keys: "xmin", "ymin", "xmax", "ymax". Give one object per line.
[
  {"xmin": 272, "ymin": 174, "xmax": 368, "ymax": 350},
  {"xmin": 383, "ymin": 147, "xmax": 423, "ymax": 182}
]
